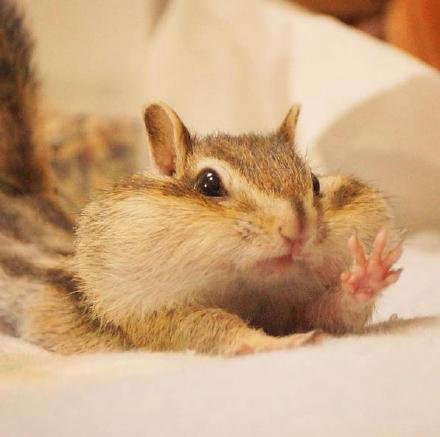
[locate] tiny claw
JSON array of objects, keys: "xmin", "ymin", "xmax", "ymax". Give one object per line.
[
  {"xmin": 341, "ymin": 274, "xmax": 354, "ymax": 292},
  {"xmin": 348, "ymin": 232, "xmax": 367, "ymax": 267},
  {"xmin": 383, "ymin": 269, "xmax": 403, "ymax": 286},
  {"xmin": 371, "ymin": 227, "xmax": 389, "ymax": 262},
  {"xmin": 340, "ymin": 271, "xmax": 350, "ymax": 281},
  {"xmin": 384, "ymin": 245, "xmax": 403, "ymax": 269},
  {"xmin": 348, "ymin": 232, "xmax": 357, "ymax": 246}
]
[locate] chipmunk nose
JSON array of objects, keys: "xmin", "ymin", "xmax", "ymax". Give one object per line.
[
  {"xmin": 277, "ymin": 200, "xmax": 307, "ymax": 250},
  {"xmin": 278, "ymin": 222, "xmax": 307, "ymax": 257},
  {"xmin": 278, "ymin": 220, "xmax": 300, "ymax": 241}
]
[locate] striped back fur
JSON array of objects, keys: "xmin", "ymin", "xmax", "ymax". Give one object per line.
[{"xmin": 0, "ymin": 0, "xmax": 74, "ymax": 335}]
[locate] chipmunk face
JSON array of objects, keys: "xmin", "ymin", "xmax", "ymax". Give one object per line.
[
  {"xmin": 75, "ymin": 103, "xmax": 391, "ymax": 319},
  {"xmin": 141, "ymin": 104, "xmax": 326, "ymax": 278},
  {"xmin": 183, "ymin": 143, "xmax": 321, "ymax": 277}
]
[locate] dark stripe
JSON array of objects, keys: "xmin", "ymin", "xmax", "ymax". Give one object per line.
[
  {"xmin": 313, "ymin": 194, "xmax": 326, "ymax": 243},
  {"xmin": 0, "ymin": 317, "xmax": 16, "ymax": 336},
  {"xmin": 0, "ymin": 0, "xmax": 51, "ymax": 193},
  {"xmin": 31, "ymin": 196, "xmax": 74, "ymax": 232},
  {"xmin": 330, "ymin": 179, "xmax": 366, "ymax": 209},
  {"xmin": 0, "ymin": 195, "xmax": 74, "ymax": 255},
  {"xmin": 0, "ymin": 201, "xmax": 32, "ymax": 243},
  {"xmin": 0, "ymin": 253, "xmax": 86, "ymax": 314},
  {"xmin": 0, "ymin": 252, "xmax": 130, "ymax": 347},
  {"xmin": 0, "ymin": 253, "xmax": 41, "ymax": 278},
  {"xmin": 293, "ymin": 199, "xmax": 306, "ymax": 234},
  {"xmin": 52, "ymin": 284, "xmax": 132, "ymax": 347},
  {"xmin": 45, "ymin": 267, "xmax": 77, "ymax": 293},
  {"xmin": 0, "ymin": 253, "xmax": 76, "ymax": 291},
  {"xmin": 0, "ymin": 175, "xmax": 23, "ymax": 195}
]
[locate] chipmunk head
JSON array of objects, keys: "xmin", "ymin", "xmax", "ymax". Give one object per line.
[
  {"xmin": 142, "ymin": 103, "xmax": 322, "ymax": 269},
  {"xmin": 75, "ymin": 103, "xmax": 391, "ymax": 323}
]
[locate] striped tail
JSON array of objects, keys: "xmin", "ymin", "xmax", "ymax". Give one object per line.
[{"xmin": 0, "ymin": 0, "xmax": 51, "ymax": 194}]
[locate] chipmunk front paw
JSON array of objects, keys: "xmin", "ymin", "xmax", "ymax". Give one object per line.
[
  {"xmin": 341, "ymin": 228, "xmax": 402, "ymax": 303},
  {"xmin": 230, "ymin": 329, "xmax": 325, "ymax": 356}
]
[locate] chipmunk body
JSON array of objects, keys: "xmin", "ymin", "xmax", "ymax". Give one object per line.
[{"xmin": 1, "ymin": 0, "xmax": 402, "ymax": 355}]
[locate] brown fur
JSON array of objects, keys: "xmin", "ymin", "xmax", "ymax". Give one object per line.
[
  {"xmin": 191, "ymin": 133, "xmax": 309, "ymax": 196},
  {"xmin": 0, "ymin": 1, "xmax": 76, "ymax": 337},
  {"xmin": 329, "ymin": 177, "xmax": 370, "ymax": 210},
  {"xmin": 144, "ymin": 104, "xmax": 192, "ymax": 176},
  {"xmin": 19, "ymin": 107, "xmax": 394, "ymax": 355},
  {"xmin": 22, "ymin": 285, "xmax": 129, "ymax": 354},
  {"xmin": 0, "ymin": 0, "xmax": 51, "ymax": 194},
  {"xmin": 23, "ymin": 284, "xmax": 321, "ymax": 355},
  {"xmin": 0, "ymin": 190, "xmax": 73, "ymax": 335},
  {"xmin": 0, "ymin": 2, "xmax": 398, "ymax": 356}
]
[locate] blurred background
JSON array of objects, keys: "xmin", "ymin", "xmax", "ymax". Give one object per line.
[
  {"xmin": 18, "ymin": 0, "xmax": 440, "ymax": 116},
  {"xmin": 16, "ymin": 0, "xmax": 440, "ymax": 236}
]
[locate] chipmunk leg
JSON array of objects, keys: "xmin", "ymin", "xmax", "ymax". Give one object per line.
[
  {"xmin": 127, "ymin": 306, "xmax": 322, "ymax": 356},
  {"xmin": 297, "ymin": 228, "xmax": 403, "ymax": 334}
]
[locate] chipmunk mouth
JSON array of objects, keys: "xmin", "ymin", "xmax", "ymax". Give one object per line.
[
  {"xmin": 264, "ymin": 253, "xmax": 295, "ymax": 268},
  {"xmin": 253, "ymin": 254, "xmax": 296, "ymax": 277},
  {"xmin": 255, "ymin": 238, "xmax": 307, "ymax": 273}
]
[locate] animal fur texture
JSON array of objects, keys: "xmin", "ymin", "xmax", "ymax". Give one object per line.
[
  {"xmin": 0, "ymin": 0, "xmax": 402, "ymax": 356},
  {"xmin": 0, "ymin": 0, "xmax": 141, "ymax": 338}
]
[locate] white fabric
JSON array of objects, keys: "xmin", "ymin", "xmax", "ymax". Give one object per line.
[{"xmin": 2, "ymin": 1, "xmax": 440, "ymax": 435}]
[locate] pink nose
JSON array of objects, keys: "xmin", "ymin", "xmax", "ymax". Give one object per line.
[
  {"xmin": 277, "ymin": 199, "xmax": 307, "ymax": 255},
  {"xmin": 291, "ymin": 237, "xmax": 306, "ymax": 256},
  {"xmin": 280, "ymin": 232, "xmax": 306, "ymax": 255},
  {"xmin": 278, "ymin": 224, "xmax": 308, "ymax": 257}
]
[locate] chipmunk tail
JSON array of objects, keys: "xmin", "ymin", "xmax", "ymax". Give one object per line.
[{"xmin": 0, "ymin": 0, "xmax": 52, "ymax": 194}]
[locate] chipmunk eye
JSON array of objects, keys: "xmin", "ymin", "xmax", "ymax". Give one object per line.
[
  {"xmin": 312, "ymin": 173, "xmax": 320, "ymax": 196},
  {"xmin": 195, "ymin": 169, "xmax": 226, "ymax": 197}
]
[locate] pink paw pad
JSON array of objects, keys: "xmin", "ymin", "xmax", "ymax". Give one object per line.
[{"xmin": 340, "ymin": 228, "xmax": 403, "ymax": 302}]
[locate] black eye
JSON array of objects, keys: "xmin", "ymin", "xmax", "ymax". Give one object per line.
[
  {"xmin": 312, "ymin": 173, "xmax": 320, "ymax": 196},
  {"xmin": 195, "ymin": 169, "xmax": 226, "ymax": 197}
]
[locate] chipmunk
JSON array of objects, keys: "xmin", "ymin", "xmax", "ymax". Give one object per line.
[{"xmin": 0, "ymin": 0, "xmax": 402, "ymax": 355}]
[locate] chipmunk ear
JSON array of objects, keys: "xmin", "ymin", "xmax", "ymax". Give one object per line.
[
  {"xmin": 278, "ymin": 104, "xmax": 301, "ymax": 145},
  {"xmin": 144, "ymin": 103, "xmax": 192, "ymax": 176}
]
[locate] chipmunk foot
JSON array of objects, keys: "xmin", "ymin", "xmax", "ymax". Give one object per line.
[
  {"xmin": 230, "ymin": 329, "xmax": 325, "ymax": 356},
  {"xmin": 341, "ymin": 228, "xmax": 402, "ymax": 303}
]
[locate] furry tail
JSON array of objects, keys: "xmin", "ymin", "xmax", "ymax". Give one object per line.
[{"xmin": 0, "ymin": 0, "xmax": 51, "ymax": 194}]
